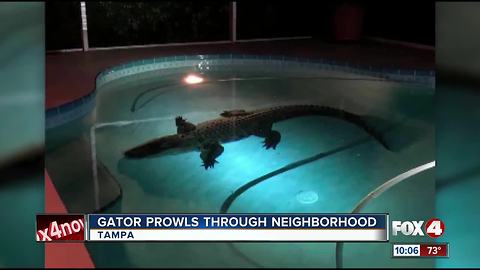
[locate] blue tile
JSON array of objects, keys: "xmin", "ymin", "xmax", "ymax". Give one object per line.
[
  {"xmin": 73, "ymin": 98, "xmax": 82, "ymax": 107},
  {"xmin": 385, "ymin": 68, "xmax": 396, "ymax": 74},
  {"xmin": 358, "ymin": 63, "xmax": 369, "ymax": 70},
  {"xmin": 370, "ymin": 67, "xmax": 381, "ymax": 73},
  {"xmin": 83, "ymin": 94, "xmax": 92, "ymax": 102},
  {"xmin": 45, "ymin": 109, "xmax": 57, "ymax": 118},
  {"xmin": 59, "ymin": 102, "xmax": 75, "ymax": 113},
  {"xmin": 416, "ymin": 70, "xmax": 430, "ymax": 76},
  {"xmin": 399, "ymin": 69, "xmax": 414, "ymax": 75}
]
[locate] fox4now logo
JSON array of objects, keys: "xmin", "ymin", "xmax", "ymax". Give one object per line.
[{"xmin": 392, "ymin": 218, "xmax": 445, "ymax": 238}]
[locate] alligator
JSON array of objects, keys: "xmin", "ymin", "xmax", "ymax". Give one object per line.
[{"xmin": 124, "ymin": 104, "xmax": 390, "ymax": 169}]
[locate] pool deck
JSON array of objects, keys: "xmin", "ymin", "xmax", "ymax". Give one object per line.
[{"xmin": 46, "ymin": 38, "xmax": 434, "ymax": 110}]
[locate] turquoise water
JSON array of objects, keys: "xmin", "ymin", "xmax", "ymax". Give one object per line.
[
  {"xmin": 47, "ymin": 64, "xmax": 435, "ymax": 267},
  {"xmin": 0, "ymin": 3, "xmax": 44, "ymax": 162},
  {"xmin": 436, "ymin": 85, "xmax": 480, "ymax": 268},
  {"xmin": 0, "ymin": 3, "xmax": 44, "ymax": 268}
]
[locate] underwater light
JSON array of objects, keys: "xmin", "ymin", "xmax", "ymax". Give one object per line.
[
  {"xmin": 296, "ymin": 190, "xmax": 319, "ymax": 204},
  {"xmin": 184, "ymin": 74, "xmax": 204, "ymax": 84}
]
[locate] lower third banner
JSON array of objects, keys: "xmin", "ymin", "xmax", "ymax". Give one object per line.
[{"xmin": 87, "ymin": 213, "xmax": 388, "ymax": 242}]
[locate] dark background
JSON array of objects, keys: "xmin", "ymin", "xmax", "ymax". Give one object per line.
[
  {"xmin": 46, "ymin": 1, "xmax": 83, "ymax": 50},
  {"xmin": 46, "ymin": 1, "xmax": 435, "ymax": 50}
]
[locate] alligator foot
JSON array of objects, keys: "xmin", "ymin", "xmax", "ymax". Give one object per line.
[
  {"xmin": 263, "ymin": 130, "xmax": 281, "ymax": 150},
  {"xmin": 200, "ymin": 141, "xmax": 224, "ymax": 170},
  {"xmin": 176, "ymin": 116, "xmax": 196, "ymax": 134}
]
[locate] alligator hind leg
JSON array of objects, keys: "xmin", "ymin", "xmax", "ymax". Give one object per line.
[
  {"xmin": 199, "ymin": 141, "xmax": 224, "ymax": 169},
  {"xmin": 254, "ymin": 124, "xmax": 281, "ymax": 150}
]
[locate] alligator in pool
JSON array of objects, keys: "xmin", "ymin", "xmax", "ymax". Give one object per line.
[{"xmin": 124, "ymin": 104, "xmax": 390, "ymax": 169}]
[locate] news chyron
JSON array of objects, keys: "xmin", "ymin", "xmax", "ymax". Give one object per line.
[
  {"xmin": 36, "ymin": 213, "xmax": 448, "ymax": 257},
  {"xmin": 36, "ymin": 213, "xmax": 388, "ymax": 242},
  {"xmin": 391, "ymin": 218, "xmax": 448, "ymax": 258}
]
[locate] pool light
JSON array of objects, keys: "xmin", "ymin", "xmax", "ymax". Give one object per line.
[
  {"xmin": 184, "ymin": 74, "xmax": 204, "ymax": 84},
  {"xmin": 296, "ymin": 190, "xmax": 319, "ymax": 204}
]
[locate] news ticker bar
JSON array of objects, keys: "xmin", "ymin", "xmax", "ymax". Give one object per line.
[
  {"xmin": 36, "ymin": 213, "xmax": 388, "ymax": 242},
  {"xmin": 392, "ymin": 243, "xmax": 449, "ymax": 258}
]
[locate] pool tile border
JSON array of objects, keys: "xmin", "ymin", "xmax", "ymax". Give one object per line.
[{"xmin": 46, "ymin": 54, "xmax": 435, "ymax": 130}]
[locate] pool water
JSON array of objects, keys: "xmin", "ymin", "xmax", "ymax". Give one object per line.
[{"xmin": 46, "ymin": 62, "xmax": 435, "ymax": 268}]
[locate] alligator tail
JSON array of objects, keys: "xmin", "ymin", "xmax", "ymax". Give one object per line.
[{"xmin": 268, "ymin": 105, "xmax": 392, "ymax": 151}]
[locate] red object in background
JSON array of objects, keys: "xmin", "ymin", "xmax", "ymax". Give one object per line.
[
  {"xmin": 45, "ymin": 170, "xmax": 95, "ymax": 268},
  {"xmin": 420, "ymin": 243, "xmax": 449, "ymax": 257},
  {"xmin": 334, "ymin": 3, "xmax": 365, "ymax": 42}
]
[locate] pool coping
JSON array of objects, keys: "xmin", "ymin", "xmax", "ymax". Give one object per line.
[{"xmin": 45, "ymin": 54, "xmax": 436, "ymax": 130}]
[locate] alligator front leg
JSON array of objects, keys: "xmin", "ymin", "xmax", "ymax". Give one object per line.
[
  {"xmin": 254, "ymin": 124, "xmax": 281, "ymax": 150},
  {"xmin": 199, "ymin": 141, "xmax": 224, "ymax": 169},
  {"xmin": 262, "ymin": 130, "xmax": 281, "ymax": 149}
]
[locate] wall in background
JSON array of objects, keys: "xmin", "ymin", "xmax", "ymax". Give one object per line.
[
  {"xmin": 236, "ymin": 1, "xmax": 435, "ymax": 45},
  {"xmin": 236, "ymin": 1, "xmax": 315, "ymax": 39},
  {"xmin": 361, "ymin": 1, "xmax": 435, "ymax": 45},
  {"xmin": 86, "ymin": 1, "xmax": 229, "ymax": 47},
  {"xmin": 45, "ymin": 1, "xmax": 435, "ymax": 50}
]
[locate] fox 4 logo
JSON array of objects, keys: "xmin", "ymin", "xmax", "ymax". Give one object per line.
[{"xmin": 392, "ymin": 218, "xmax": 445, "ymax": 238}]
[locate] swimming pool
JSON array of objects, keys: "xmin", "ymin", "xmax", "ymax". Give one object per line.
[{"xmin": 46, "ymin": 55, "xmax": 435, "ymax": 268}]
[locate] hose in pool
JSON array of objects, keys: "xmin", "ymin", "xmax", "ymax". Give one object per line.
[{"xmin": 335, "ymin": 161, "xmax": 435, "ymax": 268}]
